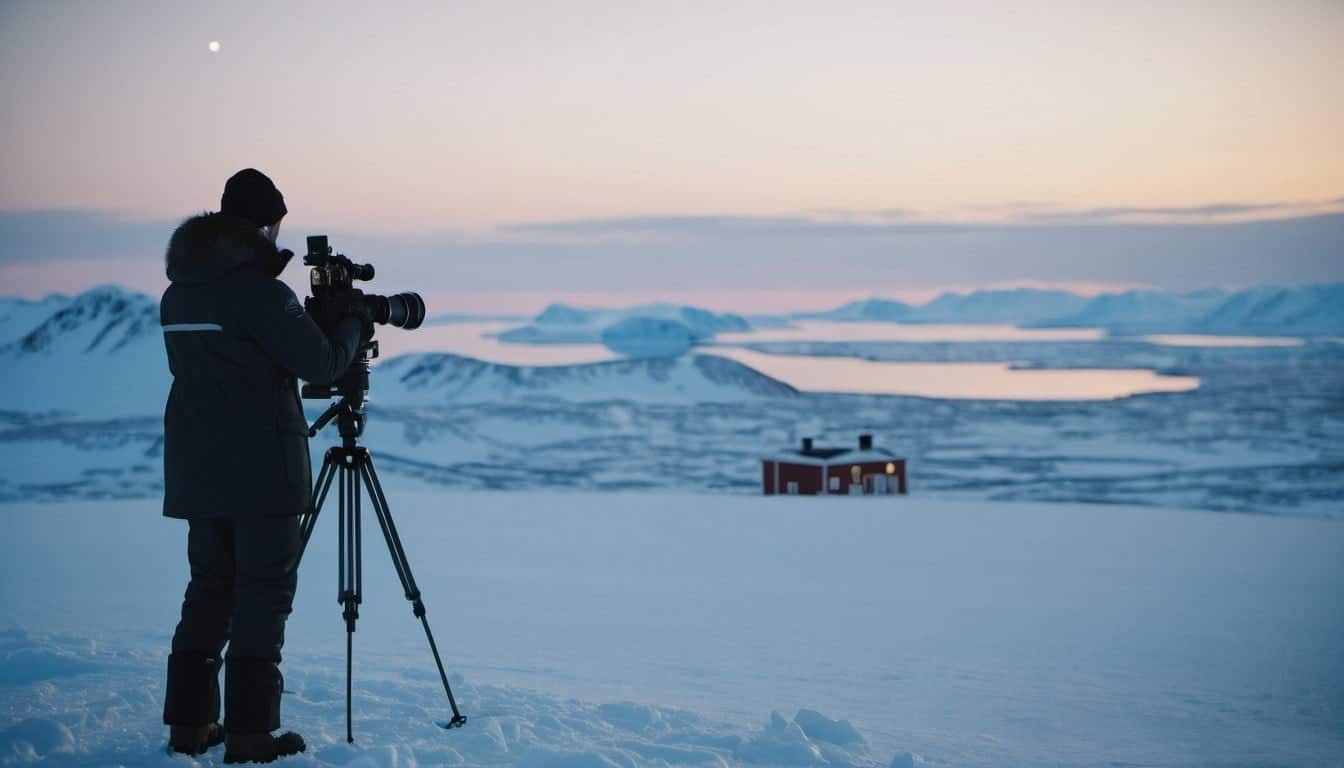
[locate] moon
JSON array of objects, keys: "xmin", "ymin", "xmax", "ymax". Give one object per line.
[{"xmin": 208, "ymin": 41, "xmax": 221, "ymax": 53}]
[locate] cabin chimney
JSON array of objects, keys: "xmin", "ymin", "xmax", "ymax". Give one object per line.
[
  {"xmin": 801, "ymin": 437, "xmax": 813, "ymax": 452},
  {"xmin": 858, "ymin": 434, "xmax": 873, "ymax": 450}
]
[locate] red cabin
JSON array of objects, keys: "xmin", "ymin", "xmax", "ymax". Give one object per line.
[{"xmin": 761, "ymin": 434, "xmax": 907, "ymax": 496}]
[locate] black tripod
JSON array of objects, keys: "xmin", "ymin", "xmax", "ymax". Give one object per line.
[{"xmin": 297, "ymin": 393, "xmax": 467, "ymax": 743}]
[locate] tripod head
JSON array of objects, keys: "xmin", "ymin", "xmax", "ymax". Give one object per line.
[
  {"xmin": 307, "ymin": 396, "xmax": 364, "ymax": 445},
  {"xmin": 303, "ymin": 340, "xmax": 377, "ymax": 402},
  {"xmin": 304, "ymin": 342, "xmax": 379, "ymax": 444}
]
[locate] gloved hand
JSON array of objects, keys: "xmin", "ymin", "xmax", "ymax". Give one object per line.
[{"xmin": 338, "ymin": 290, "xmax": 376, "ymax": 346}]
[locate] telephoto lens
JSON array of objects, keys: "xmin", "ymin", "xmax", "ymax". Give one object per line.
[{"xmin": 364, "ymin": 292, "xmax": 426, "ymax": 329}]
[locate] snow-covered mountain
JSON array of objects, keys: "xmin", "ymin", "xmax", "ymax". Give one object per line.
[
  {"xmin": 0, "ymin": 293, "xmax": 71, "ymax": 345},
  {"xmin": 599, "ymin": 317, "xmax": 696, "ymax": 357},
  {"xmin": 805, "ymin": 290, "xmax": 1086, "ymax": 325},
  {"xmin": 498, "ymin": 302, "xmax": 750, "ymax": 344},
  {"xmin": 803, "ymin": 284, "xmax": 1344, "ymax": 336},
  {"xmin": 5, "ymin": 285, "xmax": 158, "ymax": 354},
  {"xmin": 6, "ymin": 280, "xmax": 1340, "ymax": 423},
  {"xmin": 1034, "ymin": 290, "xmax": 1229, "ymax": 334},
  {"xmin": 805, "ymin": 298, "xmax": 913, "ymax": 322},
  {"xmin": 2, "ymin": 287, "xmax": 796, "ymax": 416},
  {"xmin": 3, "ymin": 285, "xmax": 167, "ymax": 417},
  {"xmin": 375, "ymin": 352, "xmax": 797, "ymax": 405},
  {"xmin": 1191, "ymin": 283, "xmax": 1344, "ymax": 336},
  {"xmin": 907, "ymin": 289, "xmax": 1089, "ymax": 324}
]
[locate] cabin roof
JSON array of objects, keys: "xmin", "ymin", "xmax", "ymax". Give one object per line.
[{"xmin": 764, "ymin": 448, "xmax": 900, "ymax": 466}]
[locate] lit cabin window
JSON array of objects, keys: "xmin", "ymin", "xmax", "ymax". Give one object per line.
[
  {"xmin": 886, "ymin": 462, "xmax": 896, "ymax": 474},
  {"xmin": 850, "ymin": 465, "xmax": 861, "ymax": 483}
]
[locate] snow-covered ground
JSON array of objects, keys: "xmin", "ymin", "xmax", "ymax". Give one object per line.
[{"xmin": 2, "ymin": 492, "xmax": 1342, "ymax": 767}]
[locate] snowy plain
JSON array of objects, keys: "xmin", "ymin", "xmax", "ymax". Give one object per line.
[{"xmin": 3, "ymin": 492, "xmax": 1343, "ymax": 767}]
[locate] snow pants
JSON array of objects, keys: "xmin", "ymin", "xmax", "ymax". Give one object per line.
[{"xmin": 163, "ymin": 516, "xmax": 300, "ymax": 733}]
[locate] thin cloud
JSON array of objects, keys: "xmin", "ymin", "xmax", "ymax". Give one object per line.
[
  {"xmin": 806, "ymin": 207, "xmax": 918, "ymax": 223},
  {"xmin": 1020, "ymin": 198, "xmax": 1344, "ymax": 223},
  {"xmin": 4, "ymin": 207, "xmax": 1342, "ymax": 304},
  {"xmin": 500, "ymin": 203, "xmax": 1344, "ymax": 241},
  {"xmin": 504, "ymin": 214, "xmax": 889, "ymax": 239},
  {"xmin": 0, "ymin": 209, "xmax": 175, "ymax": 264},
  {"xmin": 503, "ymin": 214, "xmax": 1002, "ymax": 240}
]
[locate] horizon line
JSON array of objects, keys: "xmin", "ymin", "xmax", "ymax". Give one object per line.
[{"xmin": 5, "ymin": 279, "xmax": 1341, "ymax": 317}]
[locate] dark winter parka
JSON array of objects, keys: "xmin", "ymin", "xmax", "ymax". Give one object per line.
[{"xmin": 160, "ymin": 213, "xmax": 363, "ymax": 519}]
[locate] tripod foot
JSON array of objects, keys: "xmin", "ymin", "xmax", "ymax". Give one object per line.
[{"xmin": 436, "ymin": 715, "xmax": 468, "ymax": 730}]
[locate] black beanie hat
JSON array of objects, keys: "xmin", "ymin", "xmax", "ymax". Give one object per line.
[{"xmin": 220, "ymin": 168, "xmax": 287, "ymax": 228}]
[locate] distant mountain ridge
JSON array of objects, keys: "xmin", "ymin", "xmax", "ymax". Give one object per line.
[
  {"xmin": 502, "ymin": 285, "xmax": 1344, "ymax": 347},
  {"xmin": 499, "ymin": 302, "xmax": 750, "ymax": 345},
  {"xmin": 376, "ymin": 352, "xmax": 798, "ymax": 405},
  {"xmin": 0, "ymin": 293, "xmax": 72, "ymax": 345},
  {"xmin": 3, "ymin": 285, "xmax": 166, "ymax": 417},
  {"xmin": 4, "ymin": 279, "xmax": 1342, "ymax": 407},
  {"xmin": 914, "ymin": 289, "xmax": 1088, "ymax": 324},
  {"xmin": 2, "ymin": 285, "xmax": 158, "ymax": 355},
  {"xmin": 2, "ymin": 286, "xmax": 799, "ymax": 416},
  {"xmin": 1189, "ymin": 284, "xmax": 1344, "ymax": 336},
  {"xmin": 806, "ymin": 284, "xmax": 1344, "ymax": 337},
  {"xmin": 1033, "ymin": 290, "xmax": 1230, "ymax": 335},
  {"xmin": 798, "ymin": 298, "xmax": 913, "ymax": 322}
]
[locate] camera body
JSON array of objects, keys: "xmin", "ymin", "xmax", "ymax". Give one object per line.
[
  {"xmin": 300, "ymin": 234, "xmax": 426, "ymax": 401},
  {"xmin": 303, "ymin": 234, "xmax": 426, "ymax": 332}
]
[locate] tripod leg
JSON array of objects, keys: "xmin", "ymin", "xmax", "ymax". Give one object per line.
[
  {"xmin": 351, "ymin": 462, "xmax": 364, "ymax": 742},
  {"xmin": 358, "ymin": 455, "xmax": 467, "ymax": 728},
  {"xmin": 352, "ymin": 632, "xmax": 357, "ymax": 747},
  {"xmin": 337, "ymin": 461, "xmax": 363, "ymax": 743},
  {"xmin": 354, "ymin": 461, "xmax": 363, "ymax": 606},
  {"xmin": 338, "ymin": 463, "xmax": 346, "ymax": 606},
  {"xmin": 298, "ymin": 452, "xmax": 338, "ymax": 562},
  {"xmin": 296, "ymin": 449, "xmax": 360, "ymax": 739}
]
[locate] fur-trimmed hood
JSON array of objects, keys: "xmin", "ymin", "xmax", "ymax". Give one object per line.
[{"xmin": 165, "ymin": 212, "xmax": 290, "ymax": 283}]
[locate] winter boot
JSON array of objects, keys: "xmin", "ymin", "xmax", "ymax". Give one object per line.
[
  {"xmin": 223, "ymin": 731, "xmax": 306, "ymax": 764},
  {"xmin": 164, "ymin": 652, "xmax": 223, "ymax": 728},
  {"xmin": 168, "ymin": 722, "xmax": 224, "ymax": 755}
]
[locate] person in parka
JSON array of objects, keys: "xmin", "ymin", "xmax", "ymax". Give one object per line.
[{"xmin": 160, "ymin": 169, "xmax": 370, "ymax": 763}]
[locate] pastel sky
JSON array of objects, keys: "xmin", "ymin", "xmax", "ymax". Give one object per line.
[{"xmin": 2, "ymin": 0, "xmax": 1341, "ymax": 311}]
